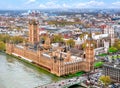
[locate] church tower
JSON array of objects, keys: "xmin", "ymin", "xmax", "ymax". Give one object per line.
[
  {"xmin": 29, "ymin": 19, "xmax": 39, "ymax": 45},
  {"xmin": 85, "ymin": 33, "xmax": 94, "ymax": 72}
]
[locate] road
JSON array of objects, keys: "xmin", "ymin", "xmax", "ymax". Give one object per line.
[{"xmin": 36, "ymin": 70, "xmax": 102, "ymax": 88}]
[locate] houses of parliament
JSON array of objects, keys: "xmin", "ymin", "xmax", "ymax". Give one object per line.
[{"xmin": 6, "ymin": 19, "xmax": 95, "ymax": 76}]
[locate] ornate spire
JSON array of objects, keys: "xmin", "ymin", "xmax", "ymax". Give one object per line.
[
  {"xmin": 59, "ymin": 52, "xmax": 64, "ymax": 61},
  {"xmin": 87, "ymin": 29, "xmax": 93, "ymax": 41}
]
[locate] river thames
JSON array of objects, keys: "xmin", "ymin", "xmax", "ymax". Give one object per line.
[{"xmin": 0, "ymin": 53, "xmax": 63, "ymax": 88}]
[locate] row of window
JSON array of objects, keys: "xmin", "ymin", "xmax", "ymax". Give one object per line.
[
  {"xmin": 103, "ymin": 67, "xmax": 120, "ymax": 81},
  {"xmin": 59, "ymin": 63, "xmax": 84, "ymax": 75}
]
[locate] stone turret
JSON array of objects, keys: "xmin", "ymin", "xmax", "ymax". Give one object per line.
[
  {"xmin": 65, "ymin": 51, "xmax": 71, "ymax": 62},
  {"xmin": 6, "ymin": 43, "xmax": 14, "ymax": 55},
  {"xmin": 44, "ymin": 36, "xmax": 51, "ymax": 49},
  {"xmin": 28, "ymin": 19, "xmax": 39, "ymax": 45}
]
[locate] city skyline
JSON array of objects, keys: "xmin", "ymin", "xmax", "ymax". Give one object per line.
[{"xmin": 1, "ymin": 0, "xmax": 120, "ymax": 10}]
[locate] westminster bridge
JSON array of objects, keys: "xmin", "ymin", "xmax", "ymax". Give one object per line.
[{"xmin": 36, "ymin": 76, "xmax": 87, "ymax": 88}]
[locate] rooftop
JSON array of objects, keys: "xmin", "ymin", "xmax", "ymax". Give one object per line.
[{"xmin": 103, "ymin": 62, "xmax": 120, "ymax": 70}]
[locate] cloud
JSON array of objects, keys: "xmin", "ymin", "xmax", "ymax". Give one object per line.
[
  {"xmin": 88, "ymin": 0, "xmax": 105, "ymax": 6},
  {"xmin": 75, "ymin": 0, "xmax": 105, "ymax": 8},
  {"xmin": 39, "ymin": 2, "xmax": 59, "ymax": 9},
  {"xmin": 109, "ymin": 1, "xmax": 120, "ymax": 8},
  {"xmin": 39, "ymin": 1, "xmax": 70, "ymax": 9},
  {"xmin": 112, "ymin": 1, "xmax": 120, "ymax": 6},
  {"xmin": 26, "ymin": 0, "xmax": 36, "ymax": 4},
  {"xmin": 38, "ymin": 0, "xmax": 105, "ymax": 9},
  {"xmin": 62, "ymin": 3, "xmax": 70, "ymax": 8}
]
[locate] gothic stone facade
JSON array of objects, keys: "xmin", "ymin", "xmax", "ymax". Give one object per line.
[
  {"xmin": 6, "ymin": 41, "xmax": 94, "ymax": 76},
  {"xmin": 6, "ymin": 19, "xmax": 95, "ymax": 76},
  {"xmin": 28, "ymin": 19, "xmax": 39, "ymax": 45}
]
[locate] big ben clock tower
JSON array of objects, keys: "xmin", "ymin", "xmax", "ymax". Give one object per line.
[
  {"xmin": 29, "ymin": 19, "xmax": 39, "ymax": 45},
  {"xmin": 85, "ymin": 32, "xmax": 95, "ymax": 72}
]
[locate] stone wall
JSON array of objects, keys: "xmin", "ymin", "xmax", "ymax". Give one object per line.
[{"xmin": 6, "ymin": 43, "xmax": 52, "ymax": 71}]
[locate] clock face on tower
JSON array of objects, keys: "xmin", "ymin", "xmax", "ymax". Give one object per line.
[
  {"xmin": 91, "ymin": 44, "xmax": 93, "ymax": 47},
  {"xmin": 86, "ymin": 43, "xmax": 88, "ymax": 47}
]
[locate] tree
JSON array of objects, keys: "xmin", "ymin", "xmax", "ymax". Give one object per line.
[
  {"xmin": 0, "ymin": 34, "xmax": 10, "ymax": 43},
  {"xmin": 80, "ymin": 34, "xmax": 84, "ymax": 39},
  {"xmin": 108, "ymin": 47, "xmax": 118, "ymax": 53},
  {"xmin": 0, "ymin": 41, "xmax": 5, "ymax": 51},
  {"xmin": 113, "ymin": 40, "xmax": 120, "ymax": 50},
  {"xmin": 66, "ymin": 39, "xmax": 75, "ymax": 48},
  {"xmin": 82, "ymin": 43, "xmax": 86, "ymax": 49},
  {"xmin": 10, "ymin": 36, "xmax": 24, "ymax": 44},
  {"xmin": 80, "ymin": 32, "xmax": 88, "ymax": 38},
  {"xmin": 82, "ymin": 40, "xmax": 96, "ymax": 49},
  {"xmin": 99, "ymin": 75, "xmax": 111, "ymax": 86},
  {"xmin": 52, "ymin": 34, "xmax": 64, "ymax": 43}
]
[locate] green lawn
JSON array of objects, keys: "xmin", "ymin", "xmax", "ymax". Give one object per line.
[
  {"xmin": 98, "ymin": 53, "xmax": 108, "ymax": 57},
  {"xmin": 94, "ymin": 61, "xmax": 104, "ymax": 68},
  {"xmin": 63, "ymin": 71, "xmax": 85, "ymax": 78}
]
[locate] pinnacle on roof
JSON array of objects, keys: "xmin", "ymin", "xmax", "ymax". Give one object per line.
[
  {"xmin": 87, "ymin": 29, "xmax": 93, "ymax": 41},
  {"xmin": 29, "ymin": 18, "xmax": 39, "ymax": 25}
]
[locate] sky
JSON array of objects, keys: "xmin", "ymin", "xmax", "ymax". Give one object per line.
[{"xmin": 0, "ymin": 0, "xmax": 120, "ymax": 10}]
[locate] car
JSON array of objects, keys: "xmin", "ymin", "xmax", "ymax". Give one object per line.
[
  {"xmin": 58, "ymin": 84, "xmax": 61, "ymax": 86},
  {"xmin": 62, "ymin": 82, "xmax": 64, "ymax": 84}
]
